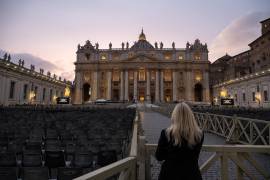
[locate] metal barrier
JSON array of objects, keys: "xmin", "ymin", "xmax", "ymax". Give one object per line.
[
  {"xmin": 194, "ymin": 112, "xmax": 270, "ymax": 145},
  {"xmin": 152, "ymin": 106, "xmax": 270, "ymax": 145}
]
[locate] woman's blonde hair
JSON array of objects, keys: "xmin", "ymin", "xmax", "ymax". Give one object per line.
[{"xmin": 166, "ymin": 102, "xmax": 202, "ymax": 146}]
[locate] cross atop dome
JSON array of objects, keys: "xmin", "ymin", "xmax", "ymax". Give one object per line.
[{"xmin": 139, "ymin": 28, "xmax": 146, "ymax": 41}]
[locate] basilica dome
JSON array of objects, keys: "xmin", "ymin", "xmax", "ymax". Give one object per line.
[{"xmin": 130, "ymin": 29, "xmax": 154, "ymax": 50}]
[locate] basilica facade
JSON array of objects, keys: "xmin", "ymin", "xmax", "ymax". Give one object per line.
[{"xmin": 73, "ymin": 30, "xmax": 210, "ymax": 104}]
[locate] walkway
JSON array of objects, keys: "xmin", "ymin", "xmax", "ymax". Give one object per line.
[{"xmin": 139, "ymin": 111, "xmax": 270, "ymax": 180}]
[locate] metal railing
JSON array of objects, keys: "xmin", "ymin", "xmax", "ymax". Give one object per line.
[
  {"xmin": 74, "ymin": 111, "xmax": 139, "ymax": 180},
  {"xmin": 152, "ymin": 106, "xmax": 270, "ymax": 145},
  {"xmin": 144, "ymin": 143, "xmax": 270, "ymax": 180},
  {"xmin": 195, "ymin": 112, "xmax": 270, "ymax": 145}
]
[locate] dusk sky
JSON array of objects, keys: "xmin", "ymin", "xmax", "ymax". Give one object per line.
[{"xmin": 0, "ymin": 0, "xmax": 270, "ymax": 80}]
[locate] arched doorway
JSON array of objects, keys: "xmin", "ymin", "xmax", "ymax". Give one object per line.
[
  {"xmin": 194, "ymin": 83, "xmax": 203, "ymax": 102},
  {"xmin": 83, "ymin": 83, "xmax": 91, "ymax": 102}
]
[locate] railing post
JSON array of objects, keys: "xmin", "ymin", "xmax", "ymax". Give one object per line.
[
  {"xmin": 236, "ymin": 153, "xmax": 244, "ymax": 180},
  {"xmin": 220, "ymin": 152, "xmax": 228, "ymax": 180},
  {"xmin": 138, "ymin": 136, "xmax": 146, "ymax": 180},
  {"xmin": 145, "ymin": 145, "xmax": 151, "ymax": 180}
]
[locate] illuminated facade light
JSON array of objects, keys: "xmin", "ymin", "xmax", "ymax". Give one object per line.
[
  {"xmin": 64, "ymin": 87, "xmax": 71, "ymax": 97},
  {"xmin": 220, "ymin": 89, "xmax": 227, "ymax": 98}
]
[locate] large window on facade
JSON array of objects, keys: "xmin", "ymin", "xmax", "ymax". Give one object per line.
[
  {"xmin": 42, "ymin": 88, "xmax": 46, "ymax": 101},
  {"xmin": 252, "ymin": 92, "xmax": 256, "ymax": 101},
  {"xmin": 112, "ymin": 70, "xmax": 120, "ymax": 82},
  {"xmin": 50, "ymin": 89, "xmax": 53, "ymax": 102},
  {"xmin": 34, "ymin": 86, "xmax": 38, "ymax": 100},
  {"xmin": 23, "ymin": 84, "xmax": 28, "ymax": 100},
  {"xmin": 242, "ymin": 93, "xmax": 246, "ymax": 102},
  {"xmin": 9, "ymin": 81, "xmax": 15, "ymax": 99},
  {"xmin": 139, "ymin": 69, "xmax": 145, "ymax": 81},
  {"xmin": 264, "ymin": 90, "xmax": 268, "ymax": 101},
  {"xmin": 129, "ymin": 71, "xmax": 134, "ymax": 81},
  {"xmin": 164, "ymin": 70, "xmax": 172, "ymax": 82},
  {"xmin": 151, "ymin": 70, "xmax": 155, "ymax": 81}
]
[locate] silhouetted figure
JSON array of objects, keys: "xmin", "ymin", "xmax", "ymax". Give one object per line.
[{"xmin": 155, "ymin": 102, "xmax": 204, "ymax": 180}]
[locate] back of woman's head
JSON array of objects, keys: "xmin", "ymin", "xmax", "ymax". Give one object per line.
[{"xmin": 166, "ymin": 102, "xmax": 202, "ymax": 146}]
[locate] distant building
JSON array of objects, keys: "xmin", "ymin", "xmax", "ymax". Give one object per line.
[
  {"xmin": 0, "ymin": 56, "xmax": 71, "ymax": 105},
  {"xmin": 73, "ymin": 30, "xmax": 211, "ymax": 104},
  {"xmin": 211, "ymin": 18, "xmax": 270, "ymax": 108}
]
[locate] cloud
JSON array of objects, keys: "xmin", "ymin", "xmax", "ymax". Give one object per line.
[
  {"xmin": 0, "ymin": 49, "xmax": 73, "ymax": 81},
  {"xmin": 209, "ymin": 11, "xmax": 270, "ymax": 62}
]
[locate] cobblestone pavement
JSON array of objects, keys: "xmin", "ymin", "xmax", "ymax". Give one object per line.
[{"xmin": 140, "ymin": 111, "xmax": 270, "ymax": 180}]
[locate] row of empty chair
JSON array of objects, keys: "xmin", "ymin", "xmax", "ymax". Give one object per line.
[{"xmin": 0, "ymin": 106, "xmax": 135, "ymax": 179}]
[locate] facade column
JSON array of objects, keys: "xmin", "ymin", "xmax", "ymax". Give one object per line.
[
  {"xmin": 74, "ymin": 72, "xmax": 82, "ymax": 104},
  {"xmin": 203, "ymin": 70, "xmax": 210, "ymax": 102},
  {"xmin": 160, "ymin": 71, "xmax": 164, "ymax": 102},
  {"xmin": 155, "ymin": 70, "xmax": 160, "ymax": 102},
  {"xmin": 146, "ymin": 70, "xmax": 151, "ymax": 102},
  {"xmin": 133, "ymin": 71, "xmax": 138, "ymax": 101},
  {"xmin": 185, "ymin": 70, "xmax": 193, "ymax": 101},
  {"xmin": 107, "ymin": 71, "xmax": 112, "ymax": 100},
  {"xmin": 120, "ymin": 70, "xmax": 124, "ymax": 101},
  {"xmin": 92, "ymin": 71, "xmax": 98, "ymax": 101},
  {"xmin": 172, "ymin": 70, "xmax": 177, "ymax": 102},
  {"xmin": 124, "ymin": 70, "xmax": 129, "ymax": 101}
]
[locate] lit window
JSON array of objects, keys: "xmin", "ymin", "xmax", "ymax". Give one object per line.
[
  {"xmin": 194, "ymin": 52, "xmax": 201, "ymax": 60},
  {"xmin": 164, "ymin": 70, "xmax": 172, "ymax": 82},
  {"xmin": 112, "ymin": 70, "xmax": 120, "ymax": 82},
  {"xmin": 195, "ymin": 70, "xmax": 202, "ymax": 81},
  {"xmin": 139, "ymin": 69, "xmax": 145, "ymax": 81},
  {"xmin": 151, "ymin": 71, "xmax": 155, "ymax": 81},
  {"xmin": 178, "ymin": 55, "xmax": 183, "ymax": 60},
  {"xmin": 101, "ymin": 55, "xmax": 106, "ymax": 60},
  {"xmin": 165, "ymin": 56, "xmax": 170, "ymax": 60},
  {"xmin": 129, "ymin": 71, "xmax": 134, "ymax": 80}
]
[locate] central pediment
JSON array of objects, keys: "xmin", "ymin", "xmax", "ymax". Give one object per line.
[{"xmin": 123, "ymin": 54, "xmax": 159, "ymax": 62}]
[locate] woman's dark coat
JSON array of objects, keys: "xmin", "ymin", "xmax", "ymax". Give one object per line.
[{"xmin": 155, "ymin": 129, "xmax": 204, "ymax": 180}]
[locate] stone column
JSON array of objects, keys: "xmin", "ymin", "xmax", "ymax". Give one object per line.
[
  {"xmin": 203, "ymin": 71, "xmax": 210, "ymax": 102},
  {"xmin": 146, "ymin": 70, "xmax": 151, "ymax": 102},
  {"xmin": 74, "ymin": 72, "xmax": 82, "ymax": 104},
  {"xmin": 133, "ymin": 71, "xmax": 138, "ymax": 101},
  {"xmin": 173, "ymin": 70, "xmax": 177, "ymax": 101},
  {"xmin": 155, "ymin": 70, "xmax": 160, "ymax": 102},
  {"xmin": 124, "ymin": 70, "xmax": 129, "ymax": 101},
  {"xmin": 120, "ymin": 70, "xmax": 124, "ymax": 101},
  {"xmin": 160, "ymin": 71, "xmax": 164, "ymax": 102},
  {"xmin": 107, "ymin": 71, "xmax": 112, "ymax": 100},
  {"xmin": 92, "ymin": 71, "xmax": 98, "ymax": 100},
  {"xmin": 185, "ymin": 70, "xmax": 193, "ymax": 101}
]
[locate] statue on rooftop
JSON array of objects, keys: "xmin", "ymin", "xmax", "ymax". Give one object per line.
[
  {"xmin": 95, "ymin": 43, "xmax": 99, "ymax": 50},
  {"xmin": 172, "ymin": 42, "xmax": 175, "ymax": 49},
  {"xmin": 160, "ymin": 42, "xmax": 163, "ymax": 49},
  {"xmin": 3, "ymin": 53, "xmax": 7, "ymax": 60},
  {"xmin": 155, "ymin": 42, "xmax": 158, "ymax": 49},
  {"xmin": 126, "ymin": 42, "xmax": 129, "ymax": 49},
  {"xmin": 19, "ymin": 59, "xmax": 22, "ymax": 66},
  {"xmin": 121, "ymin": 42, "xmax": 124, "ymax": 50},
  {"xmin": 109, "ymin": 42, "xmax": 112, "ymax": 50},
  {"xmin": 21, "ymin": 60, "xmax": 24, "ymax": 67},
  {"xmin": 7, "ymin": 54, "xmax": 11, "ymax": 61}
]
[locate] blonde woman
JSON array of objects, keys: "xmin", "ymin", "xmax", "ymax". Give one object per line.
[{"xmin": 155, "ymin": 102, "xmax": 204, "ymax": 180}]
